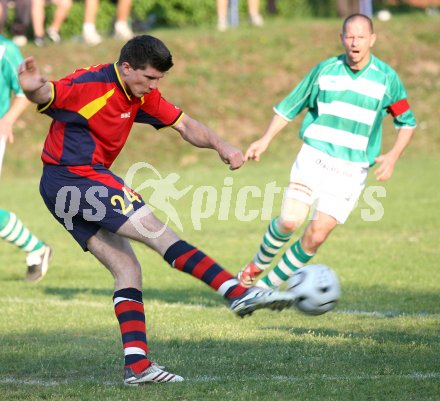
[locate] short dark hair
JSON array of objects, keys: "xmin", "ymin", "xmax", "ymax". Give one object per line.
[
  {"xmin": 342, "ymin": 13, "xmax": 374, "ymax": 34},
  {"xmin": 117, "ymin": 35, "xmax": 173, "ymax": 72}
]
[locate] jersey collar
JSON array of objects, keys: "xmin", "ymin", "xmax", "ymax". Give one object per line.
[
  {"xmin": 343, "ymin": 54, "xmax": 373, "ymax": 79},
  {"xmin": 113, "ymin": 62, "xmax": 132, "ymax": 100}
]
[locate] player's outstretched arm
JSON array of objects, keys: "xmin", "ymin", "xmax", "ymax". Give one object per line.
[
  {"xmin": 0, "ymin": 96, "xmax": 29, "ymax": 144},
  {"xmin": 18, "ymin": 57, "xmax": 52, "ymax": 105},
  {"xmin": 245, "ymin": 114, "xmax": 289, "ymax": 161},
  {"xmin": 173, "ymin": 114, "xmax": 244, "ymax": 170},
  {"xmin": 374, "ymin": 127, "xmax": 415, "ymax": 182}
]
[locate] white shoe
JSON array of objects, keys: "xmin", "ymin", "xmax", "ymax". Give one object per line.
[
  {"xmin": 217, "ymin": 17, "xmax": 228, "ymax": 32},
  {"xmin": 250, "ymin": 14, "xmax": 264, "ymax": 27},
  {"xmin": 25, "ymin": 245, "xmax": 52, "ymax": 282},
  {"xmin": 124, "ymin": 363, "xmax": 184, "ymax": 385},
  {"xmin": 12, "ymin": 35, "xmax": 28, "ymax": 47},
  {"xmin": 82, "ymin": 28, "xmax": 102, "ymax": 46},
  {"xmin": 229, "ymin": 287, "xmax": 295, "ymax": 318},
  {"xmin": 114, "ymin": 21, "xmax": 134, "ymax": 40},
  {"xmin": 46, "ymin": 28, "xmax": 61, "ymax": 43}
]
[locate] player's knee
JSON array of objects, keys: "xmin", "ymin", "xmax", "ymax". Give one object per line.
[
  {"xmin": 280, "ymin": 200, "xmax": 309, "ymax": 232},
  {"xmin": 277, "ymin": 217, "xmax": 302, "ymax": 233}
]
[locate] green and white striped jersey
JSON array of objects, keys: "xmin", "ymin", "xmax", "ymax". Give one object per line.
[
  {"xmin": 0, "ymin": 35, "xmax": 24, "ymax": 119},
  {"xmin": 275, "ymin": 55, "xmax": 416, "ymax": 166}
]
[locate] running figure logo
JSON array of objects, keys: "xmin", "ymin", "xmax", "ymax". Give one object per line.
[{"xmin": 126, "ymin": 162, "xmax": 193, "ymax": 232}]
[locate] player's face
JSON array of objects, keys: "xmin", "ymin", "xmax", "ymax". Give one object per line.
[
  {"xmin": 340, "ymin": 18, "xmax": 376, "ymax": 70},
  {"xmin": 120, "ymin": 63, "xmax": 165, "ymax": 98}
]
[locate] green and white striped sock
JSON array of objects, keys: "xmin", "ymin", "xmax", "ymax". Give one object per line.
[
  {"xmin": 253, "ymin": 218, "xmax": 293, "ymax": 270},
  {"xmin": 0, "ymin": 209, "xmax": 44, "ymax": 254},
  {"xmin": 257, "ymin": 239, "xmax": 314, "ymax": 289}
]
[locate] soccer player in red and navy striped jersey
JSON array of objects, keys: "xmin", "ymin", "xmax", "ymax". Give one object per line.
[{"xmin": 18, "ymin": 35, "xmax": 296, "ymax": 385}]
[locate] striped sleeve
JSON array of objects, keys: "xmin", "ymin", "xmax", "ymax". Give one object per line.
[{"xmin": 274, "ymin": 59, "xmax": 336, "ymax": 121}]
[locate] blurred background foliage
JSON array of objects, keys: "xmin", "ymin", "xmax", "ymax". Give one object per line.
[{"xmin": 4, "ymin": 0, "xmax": 438, "ymax": 38}]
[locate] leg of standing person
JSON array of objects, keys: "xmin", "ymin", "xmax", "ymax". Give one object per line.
[
  {"xmin": 0, "ymin": 208, "xmax": 52, "ymax": 282},
  {"xmin": 11, "ymin": 0, "xmax": 31, "ymax": 46},
  {"xmin": 31, "ymin": 0, "xmax": 46, "ymax": 46},
  {"xmin": 267, "ymin": 0, "xmax": 277, "ymax": 14},
  {"xmin": 82, "ymin": 0, "xmax": 102, "ymax": 45},
  {"xmin": 359, "ymin": 0, "xmax": 373, "ymax": 17},
  {"xmin": 216, "ymin": 0, "xmax": 228, "ymax": 31},
  {"xmin": 248, "ymin": 0, "xmax": 264, "ymax": 26},
  {"xmin": 46, "ymin": 0, "xmax": 72, "ymax": 43},
  {"xmin": 113, "ymin": 0, "xmax": 133, "ymax": 40}
]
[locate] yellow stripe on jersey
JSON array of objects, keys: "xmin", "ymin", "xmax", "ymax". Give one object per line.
[
  {"xmin": 113, "ymin": 62, "xmax": 131, "ymax": 100},
  {"xmin": 37, "ymin": 82, "xmax": 55, "ymax": 113},
  {"xmin": 158, "ymin": 112, "xmax": 185, "ymax": 131},
  {"xmin": 78, "ymin": 88, "xmax": 115, "ymax": 119}
]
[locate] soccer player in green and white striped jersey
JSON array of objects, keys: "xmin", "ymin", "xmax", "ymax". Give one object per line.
[
  {"xmin": 0, "ymin": 34, "xmax": 52, "ymax": 281},
  {"xmin": 237, "ymin": 13, "xmax": 416, "ymax": 289}
]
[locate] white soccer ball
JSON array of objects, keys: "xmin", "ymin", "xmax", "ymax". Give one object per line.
[
  {"xmin": 287, "ymin": 264, "xmax": 341, "ymax": 316},
  {"xmin": 377, "ymin": 10, "xmax": 392, "ymax": 21}
]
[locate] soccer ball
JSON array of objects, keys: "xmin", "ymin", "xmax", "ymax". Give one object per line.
[{"xmin": 286, "ymin": 264, "xmax": 341, "ymax": 316}]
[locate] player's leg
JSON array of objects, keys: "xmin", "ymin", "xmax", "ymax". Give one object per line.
[
  {"xmin": 86, "ymin": 228, "xmax": 184, "ymax": 384},
  {"xmin": 255, "ymin": 148, "xmax": 367, "ymax": 289},
  {"xmin": 117, "ymin": 205, "xmax": 296, "ymax": 317},
  {"xmin": 256, "ymin": 210, "xmax": 337, "ymax": 289},
  {"xmin": 237, "ymin": 196, "xmax": 310, "ymax": 287},
  {"xmin": 47, "ymin": 0, "xmax": 72, "ymax": 43},
  {"xmin": 238, "ymin": 147, "xmax": 315, "ymax": 288},
  {"xmin": 0, "ymin": 208, "xmax": 52, "ymax": 281}
]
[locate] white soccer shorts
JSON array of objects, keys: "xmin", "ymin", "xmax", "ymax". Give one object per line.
[{"xmin": 285, "ymin": 144, "xmax": 368, "ymax": 224}]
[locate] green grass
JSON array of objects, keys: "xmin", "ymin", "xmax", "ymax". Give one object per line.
[{"xmin": 1, "ymin": 15, "xmax": 439, "ymax": 401}]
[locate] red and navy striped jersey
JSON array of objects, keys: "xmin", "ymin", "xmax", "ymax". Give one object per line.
[{"xmin": 37, "ymin": 63, "xmax": 183, "ymax": 168}]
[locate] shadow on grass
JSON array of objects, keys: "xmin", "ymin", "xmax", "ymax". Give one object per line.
[
  {"xmin": 41, "ymin": 281, "xmax": 440, "ymax": 314},
  {"xmin": 43, "ymin": 285, "xmax": 221, "ymax": 306}
]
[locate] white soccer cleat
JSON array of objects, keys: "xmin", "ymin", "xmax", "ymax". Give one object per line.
[
  {"xmin": 124, "ymin": 363, "xmax": 184, "ymax": 385},
  {"xmin": 229, "ymin": 287, "xmax": 296, "ymax": 318},
  {"xmin": 25, "ymin": 245, "xmax": 52, "ymax": 282}
]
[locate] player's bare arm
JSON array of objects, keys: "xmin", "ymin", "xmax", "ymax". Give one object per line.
[
  {"xmin": 18, "ymin": 57, "xmax": 52, "ymax": 105},
  {"xmin": 245, "ymin": 114, "xmax": 289, "ymax": 161},
  {"xmin": 374, "ymin": 127, "xmax": 415, "ymax": 181},
  {"xmin": 0, "ymin": 96, "xmax": 29, "ymax": 144},
  {"xmin": 173, "ymin": 114, "xmax": 244, "ymax": 170}
]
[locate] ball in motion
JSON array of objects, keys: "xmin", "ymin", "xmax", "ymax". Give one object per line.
[{"xmin": 287, "ymin": 264, "xmax": 341, "ymax": 315}]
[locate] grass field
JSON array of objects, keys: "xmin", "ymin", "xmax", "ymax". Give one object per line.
[{"xmin": 1, "ymin": 14, "xmax": 439, "ymax": 401}]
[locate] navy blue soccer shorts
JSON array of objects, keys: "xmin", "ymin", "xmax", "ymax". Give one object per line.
[{"xmin": 40, "ymin": 164, "xmax": 145, "ymax": 251}]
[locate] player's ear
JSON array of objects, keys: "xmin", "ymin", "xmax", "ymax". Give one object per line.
[
  {"xmin": 369, "ymin": 33, "xmax": 377, "ymax": 48},
  {"xmin": 121, "ymin": 62, "xmax": 132, "ymax": 76}
]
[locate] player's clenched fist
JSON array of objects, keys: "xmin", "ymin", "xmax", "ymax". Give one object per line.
[{"xmin": 18, "ymin": 57, "xmax": 51, "ymax": 104}]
